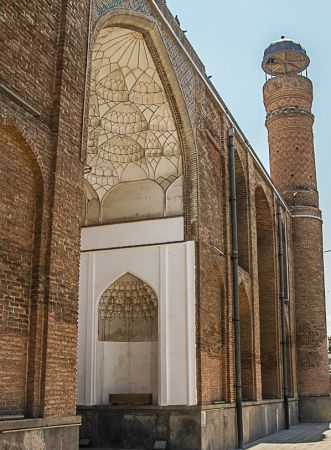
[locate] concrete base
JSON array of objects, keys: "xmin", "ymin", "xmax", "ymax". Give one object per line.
[
  {"xmin": 299, "ymin": 395, "xmax": 331, "ymax": 422},
  {"xmin": 0, "ymin": 416, "xmax": 81, "ymax": 450},
  {"xmin": 78, "ymin": 399, "xmax": 299, "ymax": 450},
  {"xmin": 202, "ymin": 399, "xmax": 299, "ymax": 449}
]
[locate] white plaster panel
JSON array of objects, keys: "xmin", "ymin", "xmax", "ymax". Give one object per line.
[
  {"xmin": 77, "ymin": 253, "xmax": 89, "ymax": 405},
  {"xmin": 101, "ymin": 342, "xmax": 158, "ymax": 404},
  {"xmin": 77, "ymin": 241, "xmax": 197, "ymax": 407},
  {"xmin": 102, "ymin": 180, "xmax": 164, "ymax": 223},
  {"xmin": 81, "ymin": 217, "xmax": 184, "ymax": 251},
  {"xmin": 166, "ymin": 245, "xmax": 188, "ymax": 405}
]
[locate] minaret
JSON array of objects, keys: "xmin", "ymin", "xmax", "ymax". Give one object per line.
[{"xmin": 262, "ymin": 38, "xmax": 330, "ymax": 421}]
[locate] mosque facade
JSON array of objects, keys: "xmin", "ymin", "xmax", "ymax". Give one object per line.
[{"xmin": 0, "ymin": 1, "xmax": 329, "ymax": 449}]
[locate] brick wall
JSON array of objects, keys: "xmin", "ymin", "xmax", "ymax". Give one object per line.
[
  {"xmin": 0, "ymin": 0, "xmax": 90, "ymax": 418},
  {"xmin": 1, "ymin": 0, "xmax": 324, "ymax": 420},
  {"xmin": 239, "ymin": 284, "xmax": 255, "ymax": 400},
  {"xmin": 194, "ymin": 71, "xmax": 289, "ymax": 405},
  {"xmin": 0, "ymin": 129, "xmax": 41, "ymax": 415},
  {"xmin": 195, "ymin": 83, "xmax": 230, "ymax": 403},
  {"xmin": 292, "ymin": 215, "xmax": 329, "ymax": 395}
]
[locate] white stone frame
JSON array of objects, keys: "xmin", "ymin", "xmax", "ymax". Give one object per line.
[{"xmin": 77, "ymin": 223, "xmax": 197, "ymax": 406}]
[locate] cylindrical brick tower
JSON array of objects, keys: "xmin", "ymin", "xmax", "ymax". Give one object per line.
[{"xmin": 262, "ymin": 38, "xmax": 330, "ymax": 421}]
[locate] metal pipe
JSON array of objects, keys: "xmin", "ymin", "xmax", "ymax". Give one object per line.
[
  {"xmin": 228, "ymin": 127, "xmax": 244, "ymax": 449},
  {"xmin": 276, "ymin": 201, "xmax": 290, "ymax": 430},
  {"xmin": 0, "ymin": 81, "xmax": 41, "ymax": 118}
]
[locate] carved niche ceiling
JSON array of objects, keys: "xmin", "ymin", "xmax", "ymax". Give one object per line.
[
  {"xmin": 86, "ymin": 27, "xmax": 183, "ymax": 221},
  {"xmin": 98, "ymin": 273, "xmax": 158, "ymax": 342}
]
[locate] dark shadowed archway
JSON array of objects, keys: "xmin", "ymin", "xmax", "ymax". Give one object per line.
[
  {"xmin": 239, "ymin": 283, "xmax": 255, "ymax": 400},
  {"xmin": 255, "ymin": 187, "xmax": 280, "ymax": 399},
  {"xmin": 235, "ymin": 153, "xmax": 249, "ymax": 272}
]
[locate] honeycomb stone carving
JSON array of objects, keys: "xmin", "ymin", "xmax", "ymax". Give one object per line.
[
  {"xmin": 98, "ymin": 273, "xmax": 158, "ymax": 342},
  {"xmin": 85, "ymin": 27, "xmax": 183, "ymax": 222}
]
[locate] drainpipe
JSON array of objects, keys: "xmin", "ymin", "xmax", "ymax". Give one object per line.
[
  {"xmin": 228, "ymin": 127, "xmax": 244, "ymax": 449},
  {"xmin": 276, "ymin": 201, "xmax": 290, "ymax": 430}
]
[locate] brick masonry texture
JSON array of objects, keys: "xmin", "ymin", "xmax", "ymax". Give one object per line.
[
  {"xmin": 0, "ymin": 0, "xmax": 329, "ymax": 441},
  {"xmin": 264, "ymin": 73, "xmax": 329, "ymax": 397},
  {"xmin": 0, "ymin": 0, "xmax": 90, "ymax": 419},
  {"xmin": 0, "ymin": 130, "xmax": 40, "ymax": 415}
]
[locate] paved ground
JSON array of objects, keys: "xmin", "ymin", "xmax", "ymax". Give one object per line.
[
  {"xmin": 247, "ymin": 423, "xmax": 331, "ymax": 449},
  {"xmin": 81, "ymin": 423, "xmax": 331, "ymax": 450}
]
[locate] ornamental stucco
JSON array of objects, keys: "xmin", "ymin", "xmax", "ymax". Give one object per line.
[{"xmin": 93, "ymin": 0, "xmax": 196, "ymax": 122}]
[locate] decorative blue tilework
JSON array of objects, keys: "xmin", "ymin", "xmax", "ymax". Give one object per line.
[
  {"xmin": 93, "ymin": 0, "xmax": 195, "ymax": 121},
  {"xmin": 160, "ymin": 27, "xmax": 195, "ymax": 120},
  {"xmin": 94, "ymin": 0, "xmax": 152, "ymax": 15}
]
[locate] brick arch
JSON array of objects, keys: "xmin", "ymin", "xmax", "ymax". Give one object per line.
[
  {"xmin": 239, "ymin": 283, "xmax": 255, "ymax": 400},
  {"xmin": 235, "ymin": 152, "xmax": 249, "ymax": 271},
  {"xmin": 0, "ymin": 118, "xmax": 46, "ymax": 182},
  {"xmin": 255, "ymin": 186, "xmax": 280, "ymax": 399},
  {"xmin": 85, "ymin": 10, "xmax": 198, "ymax": 239},
  {"xmin": 198, "ymin": 265, "xmax": 227, "ymax": 404},
  {"xmin": 281, "ymin": 219, "xmax": 289, "ymax": 298},
  {"xmin": 285, "ymin": 316, "xmax": 294, "ymax": 398},
  {"xmin": 0, "ymin": 126, "xmax": 44, "ymax": 416}
]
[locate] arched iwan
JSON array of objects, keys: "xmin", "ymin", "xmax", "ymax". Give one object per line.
[{"xmin": 86, "ymin": 25, "xmax": 186, "ymax": 225}]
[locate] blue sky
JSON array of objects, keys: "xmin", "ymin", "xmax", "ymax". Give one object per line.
[{"xmin": 165, "ymin": 0, "xmax": 331, "ymax": 333}]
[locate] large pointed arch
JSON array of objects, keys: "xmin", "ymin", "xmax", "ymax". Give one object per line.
[
  {"xmin": 235, "ymin": 151, "xmax": 249, "ymax": 271},
  {"xmin": 285, "ymin": 316, "xmax": 294, "ymax": 398},
  {"xmin": 83, "ymin": 11, "xmax": 197, "ymax": 237},
  {"xmin": 255, "ymin": 186, "xmax": 280, "ymax": 399},
  {"xmin": 239, "ymin": 283, "xmax": 255, "ymax": 400},
  {"xmin": 0, "ymin": 125, "xmax": 44, "ymax": 416}
]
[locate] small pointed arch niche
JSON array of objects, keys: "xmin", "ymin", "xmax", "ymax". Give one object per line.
[
  {"xmin": 239, "ymin": 283, "xmax": 256, "ymax": 401},
  {"xmin": 235, "ymin": 151, "xmax": 249, "ymax": 272},
  {"xmin": 98, "ymin": 272, "xmax": 158, "ymax": 342},
  {"xmin": 86, "ymin": 25, "xmax": 185, "ymax": 224}
]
